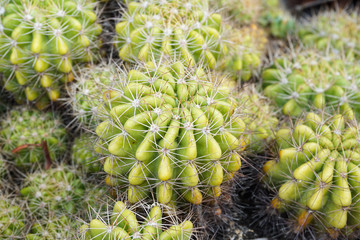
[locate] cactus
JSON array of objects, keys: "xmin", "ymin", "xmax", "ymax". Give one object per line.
[
  {"xmin": 67, "ymin": 63, "xmax": 118, "ymax": 129},
  {"xmin": 0, "ymin": 0, "xmax": 102, "ymax": 109},
  {"xmin": 262, "ymin": 50, "xmax": 360, "ymax": 118},
  {"xmin": 20, "ymin": 165, "xmax": 85, "ymax": 216},
  {"xmin": 220, "ymin": 24, "xmax": 267, "ymax": 82},
  {"xmin": 0, "ymin": 195, "xmax": 26, "ymax": 239},
  {"xmin": 80, "ymin": 201, "xmax": 193, "ymax": 240},
  {"xmin": 263, "ymin": 111, "xmax": 360, "ymax": 237},
  {"xmin": 95, "ymin": 59, "xmax": 247, "ymax": 205},
  {"xmin": 298, "ymin": 10, "xmax": 359, "ymax": 58},
  {"xmin": 0, "ymin": 107, "xmax": 67, "ymax": 168},
  {"xmin": 72, "ymin": 133, "xmax": 102, "ymax": 173},
  {"xmin": 114, "ymin": 0, "xmax": 228, "ymax": 69},
  {"xmin": 26, "ymin": 214, "xmax": 78, "ymax": 240}
]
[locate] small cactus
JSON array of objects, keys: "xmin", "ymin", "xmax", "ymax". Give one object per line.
[
  {"xmin": 95, "ymin": 59, "xmax": 248, "ymax": 205},
  {"xmin": 0, "ymin": 0, "xmax": 102, "ymax": 108},
  {"xmin": 263, "ymin": 111, "xmax": 360, "ymax": 238},
  {"xmin": 114, "ymin": 0, "xmax": 228, "ymax": 69},
  {"xmin": 262, "ymin": 50, "xmax": 360, "ymax": 118},
  {"xmin": 20, "ymin": 165, "xmax": 85, "ymax": 216},
  {"xmin": 0, "ymin": 195, "xmax": 26, "ymax": 239},
  {"xmin": 0, "ymin": 107, "xmax": 67, "ymax": 168},
  {"xmin": 80, "ymin": 201, "xmax": 193, "ymax": 240}
]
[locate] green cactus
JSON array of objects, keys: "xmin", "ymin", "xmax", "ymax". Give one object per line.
[
  {"xmin": 67, "ymin": 63, "xmax": 119, "ymax": 129},
  {"xmin": 20, "ymin": 165, "xmax": 85, "ymax": 216},
  {"xmin": 0, "ymin": 195, "xmax": 26, "ymax": 239},
  {"xmin": 263, "ymin": 111, "xmax": 360, "ymax": 237},
  {"xmin": 95, "ymin": 60, "xmax": 247, "ymax": 205},
  {"xmin": 72, "ymin": 133, "xmax": 102, "ymax": 173},
  {"xmin": 298, "ymin": 10, "xmax": 359, "ymax": 58},
  {"xmin": 26, "ymin": 214, "xmax": 78, "ymax": 240},
  {"xmin": 0, "ymin": 0, "xmax": 102, "ymax": 109},
  {"xmin": 0, "ymin": 107, "xmax": 67, "ymax": 168},
  {"xmin": 114, "ymin": 0, "xmax": 228, "ymax": 69},
  {"xmin": 262, "ymin": 50, "xmax": 360, "ymax": 118},
  {"xmin": 80, "ymin": 201, "xmax": 193, "ymax": 240}
]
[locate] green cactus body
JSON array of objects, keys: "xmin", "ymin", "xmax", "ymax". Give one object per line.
[
  {"xmin": 0, "ymin": 107, "xmax": 66, "ymax": 168},
  {"xmin": 0, "ymin": 0, "xmax": 102, "ymax": 108},
  {"xmin": 0, "ymin": 196, "xmax": 26, "ymax": 239},
  {"xmin": 220, "ymin": 24, "xmax": 267, "ymax": 82},
  {"xmin": 263, "ymin": 112, "xmax": 360, "ymax": 236},
  {"xmin": 298, "ymin": 11, "xmax": 359, "ymax": 58},
  {"xmin": 114, "ymin": 0, "xmax": 228, "ymax": 69},
  {"xmin": 95, "ymin": 60, "xmax": 247, "ymax": 205},
  {"xmin": 80, "ymin": 201, "xmax": 193, "ymax": 240},
  {"xmin": 67, "ymin": 64, "xmax": 119, "ymax": 129},
  {"xmin": 72, "ymin": 134, "xmax": 102, "ymax": 173},
  {"xmin": 20, "ymin": 165, "xmax": 85, "ymax": 215},
  {"xmin": 26, "ymin": 214, "xmax": 77, "ymax": 240},
  {"xmin": 262, "ymin": 51, "xmax": 360, "ymax": 118}
]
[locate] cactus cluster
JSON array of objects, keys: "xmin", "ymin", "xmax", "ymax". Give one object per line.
[
  {"xmin": 0, "ymin": 0, "xmax": 102, "ymax": 108},
  {"xmin": 20, "ymin": 165, "xmax": 85, "ymax": 215},
  {"xmin": 0, "ymin": 195, "xmax": 26, "ymax": 239},
  {"xmin": 298, "ymin": 10, "xmax": 360, "ymax": 58},
  {"xmin": 262, "ymin": 50, "xmax": 360, "ymax": 118},
  {"xmin": 95, "ymin": 59, "xmax": 247, "ymax": 205},
  {"xmin": 80, "ymin": 201, "xmax": 193, "ymax": 240},
  {"xmin": 0, "ymin": 107, "xmax": 67, "ymax": 168},
  {"xmin": 114, "ymin": 0, "xmax": 228, "ymax": 69},
  {"xmin": 263, "ymin": 112, "xmax": 360, "ymax": 237}
]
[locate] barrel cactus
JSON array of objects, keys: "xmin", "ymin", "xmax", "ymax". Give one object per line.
[
  {"xmin": 114, "ymin": 0, "xmax": 228, "ymax": 69},
  {"xmin": 20, "ymin": 165, "xmax": 85, "ymax": 216},
  {"xmin": 95, "ymin": 59, "xmax": 247, "ymax": 205},
  {"xmin": 0, "ymin": 107, "xmax": 67, "ymax": 168},
  {"xmin": 80, "ymin": 201, "xmax": 193, "ymax": 240},
  {"xmin": 263, "ymin": 111, "xmax": 360, "ymax": 238},
  {"xmin": 298, "ymin": 10, "xmax": 359, "ymax": 58},
  {"xmin": 0, "ymin": 0, "xmax": 102, "ymax": 108},
  {"xmin": 0, "ymin": 195, "xmax": 26, "ymax": 239},
  {"xmin": 262, "ymin": 50, "xmax": 360, "ymax": 118}
]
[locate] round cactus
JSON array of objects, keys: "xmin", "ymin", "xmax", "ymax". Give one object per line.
[
  {"xmin": 0, "ymin": 0, "xmax": 102, "ymax": 108},
  {"xmin": 95, "ymin": 59, "xmax": 247, "ymax": 205},
  {"xmin": 20, "ymin": 165, "xmax": 85, "ymax": 216},
  {"xmin": 80, "ymin": 201, "xmax": 193, "ymax": 240},
  {"xmin": 114, "ymin": 0, "xmax": 228, "ymax": 69},
  {"xmin": 220, "ymin": 24, "xmax": 267, "ymax": 82},
  {"xmin": 263, "ymin": 111, "xmax": 360, "ymax": 238},
  {"xmin": 26, "ymin": 214, "xmax": 78, "ymax": 240},
  {"xmin": 298, "ymin": 10, "xmax": 359, "ymax": 58},
  {"xmin": 0, "ymin": 195, "xmax": 26, "ymax": 239},
  {"xmin": 0, "ymin": 107, "xmax": 67, "ymax": 168},
  {"xmin": 262, "ymin": 50, "xmax": 360, "ymax": 118},
  {"xmin": 72, "ymin": 133, "xmax": 102, "ymax": 173},
  {"xmin": 67, "ymin": 63, "xmax": 118, "ymax": 129}
]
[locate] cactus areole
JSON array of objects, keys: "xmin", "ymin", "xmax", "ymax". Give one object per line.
[
  {"xmin": 264, "ymin": 112, "xmax": 360, "ymax": 236},
  {"xmin": 96, "ymin": 60, "xmax": 246, "ymax": 205}
]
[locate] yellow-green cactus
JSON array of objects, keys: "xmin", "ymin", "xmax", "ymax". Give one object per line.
[
  {"xmin": 263, "ymin": 112, "xmax": 360, "ymax": 237},
  {"xmin": 95, "ymin": 60, "xmax": 247, "ymax": 205},
  {"xmin": 0, "ymin": 0, "xmax": 102, "ymax": 108},
  {"xmin": 80, "ymin": 201, "xmax": 193, "ymax": 240},
  {"xmin": 0, "ymin": 195, "xmax": 26, "ymax": 239},
  {"xmin": 114, "ymin": 0, "xmax": 228, "ymax": 69},
  {"xmin": 262, "ymin": 50, "xmax": 360, "ymax": 118},
  {"xmin": 0, "ymin": 107, "xmax": 67, "ymax": 168}
]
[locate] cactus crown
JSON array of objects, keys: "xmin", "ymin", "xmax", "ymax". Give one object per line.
[
  {"xmin": 264, "ymin": 111, "xmax": 360, "ymax": 236},
  {"xmin": 0, "ymin": 0, "xmax": 101, "ymax": 107},
  {"xmin": 80, "ymin": 201, "xmax": 193, "ymax": 240},
  {"xmin": 0, "ymin": 107, "xmax": 66, "ymax": 168},
  {"xmin": 115, "ymin": 0, "xmax": 228, "ymax": 69},
  {"xmin": 0, "ymin": 195, "xmax": 26, "ymax": 239},
  {"xmin": 95, "ymin": 59, "xmax": 247, "ymax": 205},
  {"xmin": 262, "ymin": 50, "xmax": 360, "ymax": 118}
]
